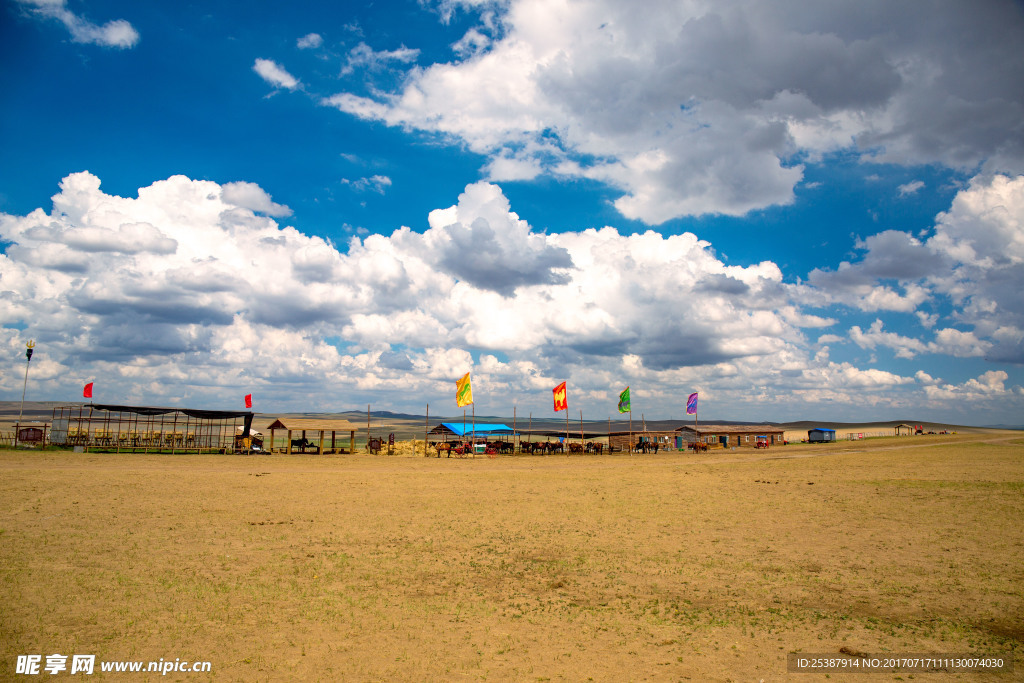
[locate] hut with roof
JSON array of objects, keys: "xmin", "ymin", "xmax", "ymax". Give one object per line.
[
  {"xmin": 264, "ymin": 417, "xmax": 359, "ymax": 455},
  {"xmin": 676, "ymin": 423, "xmax": 786, "ymax": 448},
  {"xmin": 807, "ymin": 427, "xmax": 836, "ymax": 443},
  {"xmin": 894, "ymin": 423, "xmax": 915, "ymax": 436}
]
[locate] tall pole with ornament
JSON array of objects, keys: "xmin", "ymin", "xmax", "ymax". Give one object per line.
[{"xmin": 15, "ymin": 340, "xmax": 35, "ymax": 447}]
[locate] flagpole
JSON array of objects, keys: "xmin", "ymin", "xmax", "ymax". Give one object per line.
[
  {"xmin": 642, "ymin": 412, "xmax": 647, "ymax": 453},
  {"xmin": 85, "ymin": 402, "xmax": 94, "ymax": 454},
  {"xmin": 564, "ymin": 394, "xmax": 569, "ymax": 450},
  {"xmin": 513, "ymin": 405, "xmax": 517, "ymax": 454},
  {"xmin": 472, "ymin": 403, "xmax": 476, "ymax": 457},
  {"xmin": 579, "ymin": 409, "xmax": 583, "ymax": 449}
]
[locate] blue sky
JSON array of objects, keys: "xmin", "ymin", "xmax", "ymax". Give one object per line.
[{"xmin": 2, "ymin": 0, "xmax": 1023, "ymax": 425}]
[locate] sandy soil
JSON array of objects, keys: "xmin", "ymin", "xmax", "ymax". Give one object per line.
[{"xmin": 1, "ymin": 431, "xmax": 1021, "ymax": 681}]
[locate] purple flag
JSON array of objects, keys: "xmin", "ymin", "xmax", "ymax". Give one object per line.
[{"xmin": 686, "ymin": 392, "xmax": 698, "ymax": 415}]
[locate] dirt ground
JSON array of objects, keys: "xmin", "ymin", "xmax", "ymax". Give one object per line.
[{"xmin": 1, "ymin": 432, "xmax": 1021, "ymax": 681}]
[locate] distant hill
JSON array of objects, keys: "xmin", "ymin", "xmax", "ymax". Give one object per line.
[{"xmin": 1, "ymin": 401, "xmax": 1013, "ymax": 436}]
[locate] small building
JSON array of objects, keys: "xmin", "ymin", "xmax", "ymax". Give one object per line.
[
  {"xmin": 894, "ymin": 423, "xmax": 915, "ymax": 436},
  {"xmin": 808, "ymin": 428, "xmax": 836, "ymax": 443},
  {"xmin": 264, "ymin": 418, "xmax": 358, "ymax": 455},
  {"xmin": 676, "ymin": 424, "xmax": 786, "ymax": 448}
]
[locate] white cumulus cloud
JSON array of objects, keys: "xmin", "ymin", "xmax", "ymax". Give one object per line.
[
  {"xmin": 322, "ymin": 0, "xmax": 1024, "ymax": 224},
  {"xmin": 898, "ymin": 180, "xmax": 925, "ymax": 196},
  {"xmin": 803, "ymin": 174, "xmax": 1024, "ymax": 362},
  {"xmin": 297, "ymin": 33, "xmax": 323, "ymax": 49},
  {"xmin": 17, "ymin": 0, "xmax": 139, "ymax": 48},
  {"xmin": 222, "ymin": 181, "xmax": 293, "ymax": 217},
  {"xmin": 253, "ymin": 58, "xmax": 300, "ymax": 90},
  {"xmin": 2, "ymin": 171, "xmax": 1021, "ymax": 421}
]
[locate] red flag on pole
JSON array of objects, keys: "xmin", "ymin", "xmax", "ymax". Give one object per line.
[
  {"xmin": 552, "ymin": 382, "xmax": 568, "ymax": 412},
  {"xmin": 83, "ymin": 382, "xmax": 93, "ymax": 399},
  {"xmin": 244, "ymin": 394, "xmax": 252, "ymax": 408}
]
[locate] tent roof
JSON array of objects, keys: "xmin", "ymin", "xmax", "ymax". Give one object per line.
[
  {"xmin": 430, "ymin": 422, "xmax": 516, "ymax": 437},
  {"xmin": 88, "ymin": 403, "xmax": 252, "ymax": 419},
  {"xmin": 808, "ymin": 427, "xmax": 836, "ymax": 433},
  {"xmin": 265, "ymin": 417, "xmax": 359, "ymax": 432},
  {"xmin": 677, "ymin": 424, "xmax": 785, "ymax": 434}
]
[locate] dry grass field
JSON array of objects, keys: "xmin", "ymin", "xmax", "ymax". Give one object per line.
[{"xmin": 1, "ymin": 432, "xmax": 1022, "ymax": 681}]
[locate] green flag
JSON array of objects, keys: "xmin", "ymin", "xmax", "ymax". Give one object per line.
[{"xmin": 617, "ymin": 387, "xmax": 631, "ymax": 413}]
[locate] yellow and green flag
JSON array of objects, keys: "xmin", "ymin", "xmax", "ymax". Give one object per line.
[
  {"xmin": 617, "ymin": 387, "xmax": 631, "ymax": 413},
  {"xmin": 456, "ymin": 372, "xmax": 474, "ymax": 407}
]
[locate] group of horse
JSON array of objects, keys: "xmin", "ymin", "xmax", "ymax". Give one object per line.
[
  {"xmin": 299, "ymin": 435, "xmax": 708, "ymax": 456},
  {"xmin": 432, "ymin": 440, "xmax": 611, "ymax": 457},
  {"xmin": 519, "ymin": 441, "xmax": 564, "ymax": 454},
  {"xmin": 433, "ymin": 440, "xmax": 515, "ymax": 457}
]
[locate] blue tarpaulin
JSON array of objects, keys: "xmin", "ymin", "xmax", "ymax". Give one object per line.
[{"xmin": 430, "ymin": 422, "xmax": 517, "ymax": 437}]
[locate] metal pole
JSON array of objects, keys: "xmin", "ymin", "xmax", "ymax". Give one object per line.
[
  {"xmin": 85, "ymin": 403, "xmax": 94, "ymax": 453},
  {"xmin": 15, "ymin": 341, "xmax": 34, "ymax": 447},
  {"xmin": 642, "ymin": 413, "xmax": 647, "ymax": 454},
  {"xmin": 513, "ymin": 405, "xmax": 517, "ymax": 454},
  {"xmin": 564, "ymin": 397, "xmax": 569, "ymax": 454},
  {"xmin": 424, "ymin": 404, "xmax": 429, "ymax": 457}
]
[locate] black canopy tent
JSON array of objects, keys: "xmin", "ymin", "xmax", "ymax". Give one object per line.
[{"xmin": 50, "ymin": 403, "xmax": 254, "ymax": 452}]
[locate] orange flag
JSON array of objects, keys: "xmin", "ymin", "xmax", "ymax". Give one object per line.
[{"xmin": 552, "ymin": 381, "xmax": 568, "ymax": 412}]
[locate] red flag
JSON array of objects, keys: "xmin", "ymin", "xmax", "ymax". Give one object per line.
[
  {"xmin": 552, "ymin": 381, "xmax": 568, "ymax": 412},
  {"xmin": 83, "ymin": 382, "xmax": 93, "ymax": 399},
  {"xmin": 244, "ymin": 393, "xmax": 253, "ymax": 409}
]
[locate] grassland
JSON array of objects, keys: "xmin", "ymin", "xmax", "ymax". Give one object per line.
[{"xmin": 1, "ymin": 432, "xmax": 1021, "ymax": 681}]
